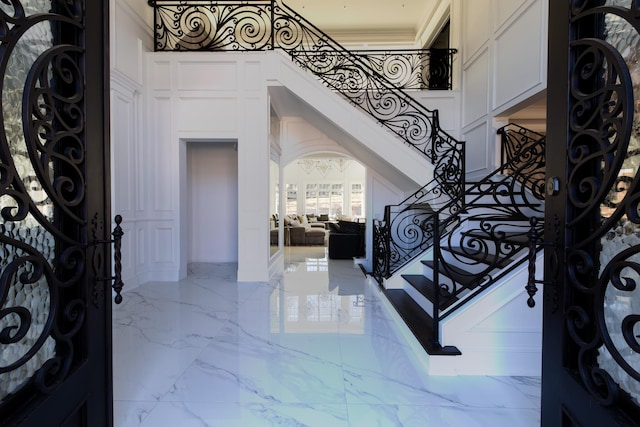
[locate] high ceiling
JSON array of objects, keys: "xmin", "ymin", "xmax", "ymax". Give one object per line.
[{"xmin": 283, "ymin": 0, "xmax": 439, "ymax": 44}]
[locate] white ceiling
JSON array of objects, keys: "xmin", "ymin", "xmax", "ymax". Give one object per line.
[{"xmin": 283, "ymin": 0, "xmax": 439, "ymax": 44}]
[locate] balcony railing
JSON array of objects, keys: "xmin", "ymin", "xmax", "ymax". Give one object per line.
[
  {"xmin": 148, "ymin": 0, "xmax": 465, "ymax": 200},
  {"xmin": 148, "ymin": 2, "xmax": 457, "ymax": 90},
  {"xmin": 287, "ymin": 49, "xmax": 456, "ymax": 91}
]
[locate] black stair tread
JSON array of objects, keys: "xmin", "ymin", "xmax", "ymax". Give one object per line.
[
  {"xmin": 442, "ymin": 246, "xmax": 510, "ymax": 268},
  {"xmin": 462, "ymin": 230, "xmax": 530, "ymax": 246},
  {"xmin": 401, "ymin": 274, "xmax": 459, "ymax": 310},
  {"xmin": 421, "ymin": 260, "xmax": 482, "ymax": 290},
  {"xmin": 383, "ymin": 289, "xmax": 461, "ymax": 356}
]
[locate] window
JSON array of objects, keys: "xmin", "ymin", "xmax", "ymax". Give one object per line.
[
  {"xmin": 305, "ymin": 183, "xmax": 317, "ymax": 214},
  {"xmin": 301, "ymin": 182, "xmax": 362, "ymax": 217},
  {"xmin": 351, "ymin": 183, "xmax": 363, "ymax": 217},
  {"xmin": 287, "ymin": 179, "xmax": 363, "ymax": 218},
  {"xmin": 286, "ymin": 184, "xmax": 297, "ymax": 215},
  {"xmin": 317, "ymin": 184, "xmax": 330, "ymax": 215},
  {"xmin": 305, "ymin": 183, "xmax": 332, "ymax": 215},
  {"xmin": 330, "ymin": 184, "xmax": 343, "ymax": 217}
]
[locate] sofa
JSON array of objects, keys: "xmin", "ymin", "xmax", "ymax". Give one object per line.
[
  {"xmin": 328, "ymin": 219, "xmax": 365, "ymax": 259},
  {"xmin": 282, "ymin": 214, "xmax": 327, "ymax": 245}
]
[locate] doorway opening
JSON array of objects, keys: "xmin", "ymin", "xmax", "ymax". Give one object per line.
[{"xmin": 185, "ymin": 140, "xmax": 239, "ymax": 268}]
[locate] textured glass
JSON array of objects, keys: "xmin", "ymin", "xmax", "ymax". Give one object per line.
[
  {"xmin": 597, "ymin": 7, "xmax": 640, "ymax": 406},
  {"xmin": 0, "ymin": 1, "xmax": 56, "ymax": 401}
]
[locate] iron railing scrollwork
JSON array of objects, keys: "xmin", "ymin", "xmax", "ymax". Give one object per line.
[
  {"xmin": 561, "ymin": 2, "xmax": 640, "ymax": 412},
  {"xmin": 0, "ymin": 0, "xmax": 94, "ymax": 403},
  {"xmin": 373, "ymin": 124, "xmax": 545, "ymax": 282},
  {"xmin": 372, "ymin": 219, "xmax": 390, "ymax": 285},
  {"xmin": 293, "ymin": 49, "xmax": 458, "ymax": 91},
  {"xmin": 147, "ymin": 0, "xmax": 465, "ymax": 198},
  {"xmin": 372, "ymin": 176, "xmax": 463, "ymax": 281},
  {"xmin": 373, "ymin": 123, "xmax": 546, "ymax": 348},
  {"xmin": 498, "ymin": 123, "xmax": 546, "ymax": 199}
]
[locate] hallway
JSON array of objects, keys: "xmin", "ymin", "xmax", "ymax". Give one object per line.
[{"xmin": 113, "ymin": 247, "xmax": 541, "ymax": 426}]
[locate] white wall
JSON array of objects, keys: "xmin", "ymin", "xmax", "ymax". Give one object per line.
[
  {"xmin": 456, "ymin": 0, "xmax": 547, "ymax": 178},
  {"xmin": 187, "ymin": 141, "xmax": 238, "ymax": 263},
  {"xmin": 110, "ymin": 0, "xmax": 153, "ymax": 290},
  {"xmin": 114, "ymin": 48, "xmax": 420, "ymax": 283},
  {"xmin": 147, "ymin": 52, "xmax": 271, "ymax": 282},
  {"xmin": 112, "ymin": 0, "xmax": 548, "ymax": 284}
]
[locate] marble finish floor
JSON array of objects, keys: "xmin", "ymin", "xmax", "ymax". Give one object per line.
[{"xmin": 113, "ymin": 246, "xmax": 541, "ymax": 426}]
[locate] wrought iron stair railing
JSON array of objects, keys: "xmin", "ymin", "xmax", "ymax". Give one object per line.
[
  {"xmin": 148, "ymin": 0, "xmax": 465, "ymax": 198},
  {"xmin": 373, "ymin": 124, "xmax": 546, "ymax": 353},
  {"xmin": 372, "ymin": 175, "xmax": 463, "ymax": 283},
  {"xmin": 292, "ymin": 48, "xmax": 458, "ymax": 91},
  {"xmin": 374, "ymin": 124, "xmax": 545, "ymax": 281}
]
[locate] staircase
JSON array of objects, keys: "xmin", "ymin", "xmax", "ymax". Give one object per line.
[
  {"xmin": 148, "ymin": 0, "xmax": 464, "ymax": 199},
  {"xmin": 148, "ymin": 1, "xmax": 545, "ymax": 374},
  {"xmin": 376, "ymin": 124, "xmax": 546, "ymax": 368}
]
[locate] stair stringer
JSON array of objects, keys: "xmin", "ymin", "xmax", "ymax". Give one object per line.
[
  {"xmin": 266, "ymin": 51, "xmax": 435, "ymax": 186},
  {"xmin": 428, "ymin": 252, "xmax": 543, "ymax": 376}
]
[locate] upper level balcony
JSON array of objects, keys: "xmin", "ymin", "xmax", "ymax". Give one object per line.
[{"xmin": 148, "ymin": 1, "xmax": 457, "ymax": 90}]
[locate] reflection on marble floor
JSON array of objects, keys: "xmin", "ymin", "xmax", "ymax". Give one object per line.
[{"xmin": 113, "ymin": 246, "xmax": 541, "ymax": 426}]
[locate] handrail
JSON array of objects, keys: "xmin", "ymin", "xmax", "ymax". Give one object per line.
[
  {"xmin": 147, "ymin": 0, "xmax": 465, "ymax": 199},
  {"xmin": 372, "ymin": 175, "xmax": 463, "ymax": 282},
  {"xmin": 373, "ymin": 124, "xmax": 545, "ymax": 283},
  {"xmin": 498, "ymin": 123, "xmax": 546, "ymax": 199},
  {"xmin": 383, "ymin": 124, "xmax": 545, "ymax": 348},
  {"xmin": 292, "ymin": 48, "xmax": 458, "ymax": 91}
]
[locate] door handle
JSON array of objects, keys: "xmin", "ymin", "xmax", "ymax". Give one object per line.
[
  {"xmin": 111, "ymin": 215, "xmax": 124, "ymax": 304},
  {"xmin": 95, "ymin": 215, "xmax": 125, "ymax": 304},
  {"xmin": 526, "ymin": 216, "xmax": 554, "ymax": 307}
]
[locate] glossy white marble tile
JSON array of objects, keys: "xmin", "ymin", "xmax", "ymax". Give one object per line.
[
  {"xmin": 113, "ymin": 327, "xmax": 212, "ymax": 402},
  {"xmin": 139, "ymin": 401, "xmax": 349, "ymax": 427},
  {"xmin": 113, "ymin": 289, "xmax": 230, "ymax": 401},
  {"xmin": 416, "ymin": 375, "xmax": 537, "ymax": 409},
  {"xmin": 113, "ymin": 401, "xmax": 157, "ymax": 427},
  {"xmin": 113, "ymin": 247, "xmax": 541, "ymax": 426},
  {"xmin": 346, "ymin": 404, "xmax": 540, "ymax": 427},
  {"xmin": 161, "ymin": 336, "xmax": 347, "ymax": 405}
]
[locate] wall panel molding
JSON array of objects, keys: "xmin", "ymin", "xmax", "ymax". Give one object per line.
[
  {"xmin": 493, "ymin": 0, "xmax": 530, "ymax": 33},
  {"xmin": 461, "ymin": 0, "xmax": 491, "ymax": 64},
  {"xmin": 462, "ymin": 48, "xmax": 490, "ymax": 128},
  {"xmin": 462, "ymin": 120, "xmax": 490, "ymax": 177},
  {"xmin": 492, "ymin": 0, "xmax": 545, "ymax": 112},
  {"xmin": 177, "ymin": 97, "xmax": 239, "ymax": 132},
  {"xmin": 177, "ymin": 61, "xmax": 239, "ymax": 91}
]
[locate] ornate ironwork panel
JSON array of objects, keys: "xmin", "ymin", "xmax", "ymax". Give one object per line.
[
  {"xmin": 151, "ymin": 0, "xmax": 273, "ymax": 51},
  {"xmin": 374, "ymin": 125, "xmax": 545, "ymax": 284},
  {"xmin": 566, "ymin": 1, "xmax": 640, "ymax": 411},
  {"xmin": 148, "ymin": 0, "xmax": 465, "ymax": 200},
  {"xmin": 295, "ymin": 49, "xmax": 457, "ymax": 91},
  {"xmin": 0, "ymin": 0, "xmax": 87, "ymax": 405},
  {"xmin": 542, "ymin": 1, "xmax": 640, "ymax": 422},
  {"xmin": 499, "ymin": 123, "xmax": 546, "ymax": 200}
]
